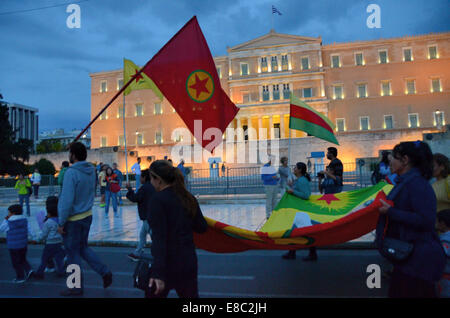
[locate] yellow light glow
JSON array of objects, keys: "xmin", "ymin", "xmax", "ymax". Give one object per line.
[
  {"xmin": 258, "ymin": 66, "xmax": 261, "ymax": 73},
  {"xmin": 288, "ymin": 62, "xmax": 292, "ymax": 70}
]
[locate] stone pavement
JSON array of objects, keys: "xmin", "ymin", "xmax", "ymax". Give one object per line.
[{"xmin": 0, "ymin": 197, "xmax": 376, "ymax": 247}]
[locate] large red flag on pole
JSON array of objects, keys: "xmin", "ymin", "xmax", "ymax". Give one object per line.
[
  {"xmin": 141, "ymin": 16, "xmax": 239, "ymax": 152},
  {"xmin": 74, "ymin": 16, "xmax": 239, "ymax": 152}
]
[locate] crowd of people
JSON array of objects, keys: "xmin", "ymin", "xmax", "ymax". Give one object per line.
[{"xmin": 2, "ymin": 140, "xmax": 449, "ymax": 298}]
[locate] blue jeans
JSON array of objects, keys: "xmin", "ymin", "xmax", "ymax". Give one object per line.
[
  {"xmin": 135, "ymin": 176, "xmax": 141, "ymax": 193},
  {"xmin": 63, "ymin": 216, "xmax": 109, "ymax": 289},
  {"xmin": 9, "ymin": 247, "xmax": 32, "ymax": 280},
  {"xmin": 36, "ymin": 243, "xmax": 65, "ymax": 276},
  {"xmin": 19, "ymin": 194, "xmax": 30, "ymax": 216},
  {"xmin": 134, "ymin": 220, "xmax": 152, "ymax": 256},
  {"xmin": 105, "ymin": 190, "xmax": 118, "ymax": 214}
]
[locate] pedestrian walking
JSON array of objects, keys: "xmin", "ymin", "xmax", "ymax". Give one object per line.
[
  {"xmin": 30, "ymin": 168, "xmax": 41, "ymax": 199},
  {"xmin": 0, "ymin": 204, "xmax": 35, "ymax": 283},
  {"xmin": 282, "ymin": 162, "xmax": 311, "ymax": 260},
  {"xmin": 98, "ymin": 164, "xmax": 107, "ymax": 207},
  {"xmin": 436, "ymin": 209, "xmax": 450, "ymax": 298},
  {"xmin": 112, "ymin": 163, "xmax": 124, "ymax": 205},
  {"xmin": 376, "ymin": 141, "xmax": 446, "ymax": 298},
  {"xmin": 278, "ymin": 156, "xmax": 294, "ymax": 198},
  {"xmin": 146, "ymin": 160, "xmax": 207, "ymax": 298},
  {"xmin": 261, "ymin": 156, "xmax": 280, "ymax": 220},
  {"xmin": 431, "ymin": 153, "xmax": 450, "ymax": 213},
  {"xmin": 105, "ymin": 167, "xmax": 120, "ymax": 217},
  {"xmin": 33, "ymin": 196, "xmax": 66, "ymax": 279},
  {"xmin": 15, "ymin": 174, "xmax": 31, "ymax": 217},
  {"xmin": 126, "ymin": 169, "xmax": 156, "ymax": 261},
  {"xmin": 58, "ymin": 161, "xmax": 70, "ymax": 191},
  {"xmin": 131, "ymin": 157, "xmax": 142, "ymax": 192},
  {"xmin": 57, "ymin": 142, "xmax": 112, "ymax": 296}
]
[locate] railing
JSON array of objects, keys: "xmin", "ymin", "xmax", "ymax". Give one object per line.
[{"xmin": 0, "ymin": 162, "xmax": 374, "ymax": 199}]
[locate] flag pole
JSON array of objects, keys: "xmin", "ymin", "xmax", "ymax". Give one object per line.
[{"xmin": 123, "ymin": 93, "xmax": 129, "ymax": 183}]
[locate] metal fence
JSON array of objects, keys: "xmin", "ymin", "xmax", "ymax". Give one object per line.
[{"xmin": 0, "ymin": 163, "xmax": 374, "ymax": 198}]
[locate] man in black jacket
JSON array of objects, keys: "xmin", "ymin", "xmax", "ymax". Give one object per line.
[{"xmin": 126, "ymin": 169, "xmax": 156, "ymax": 261}]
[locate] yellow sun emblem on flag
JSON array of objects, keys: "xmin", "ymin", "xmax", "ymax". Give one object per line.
[{"xmin": 186, "ymin": 70, "xmax": 215, "ymax": 103}]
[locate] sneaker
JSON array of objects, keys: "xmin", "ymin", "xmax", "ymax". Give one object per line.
[
  {"xmin": 13, "ymin": 278, "xmax": 26, "ymax": 284},
  {"xmin": 282, "ymin": 251, "xmax": 296, "ymax": 260},
  {"xmin": 26, "ymin": 270, "xmax": 34, "ymax": 280},
  {"xmin": 127, "ymin": 253, "xmax": 140, "ymax": 262},
  {"xmin": 60, "ymin": 288, "xmax": 83, "ymax": 296},
  {"xmin": 45, "ymin": 267, "xmax": 56, "ymax": 273},
  {"xmin": 302, "ymin": 254, "xmax": 318, "ymax": 262},
  {"xmin": 102, "ymin": 272, "xmax": 112, "ymax": 289},
  {"xmin": 99, "ymin": 203, "xmax": 106, "ymax": 207}
]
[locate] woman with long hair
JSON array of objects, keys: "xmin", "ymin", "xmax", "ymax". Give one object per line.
[
  {"xmin": 146, "ymin": 160, "xmax": 207, "ymax": 298},
  {"xmin": 104, "ymin": 167, "xmax": 119, "ymax": 216},
  {"xmin": 432, "ymin": 153, "xmax": 450, "ymax": 213},
  {"xmin": 282, "ymin": 162, "xmax": 312, "ymax": 260},
  {"xmin": 377, "ymin": 141, "xmax": 446, "ymax": 297}
]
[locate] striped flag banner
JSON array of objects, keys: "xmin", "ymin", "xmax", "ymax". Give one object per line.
[{"xmin": 272, "ymin": 5, "xmax": 282, "ymax": 15}]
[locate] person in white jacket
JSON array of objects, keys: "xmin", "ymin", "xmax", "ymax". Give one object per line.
[{"xmin": 30, "ymin": 169, "xmax": 41, "ymax": 199}]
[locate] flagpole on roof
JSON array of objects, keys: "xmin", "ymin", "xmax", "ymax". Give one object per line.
[{"xmin": 123, "ymin": 86, "xmax": 129, "ymax": 184}]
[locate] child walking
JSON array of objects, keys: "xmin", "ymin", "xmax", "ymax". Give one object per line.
[
  {"xmin": 0, "ymin": 204, "xmax": 35, "ymax": 283},
  {"xmin": 34, "ymin": 196, "xmax": 66, "ymax": 279}
]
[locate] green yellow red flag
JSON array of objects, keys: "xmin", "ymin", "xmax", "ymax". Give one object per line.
[
  {"xmin": 289, "ymin": 94, "xmax": 339, "ymax": 145},
  {"xmin": 123, "ymin": 58, "xmax": 163, "ymax": 100}
]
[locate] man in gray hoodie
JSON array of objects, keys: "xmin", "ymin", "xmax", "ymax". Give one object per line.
[{"xmin": 57, "ymin": 142, "xmax": 112, "ymax": 296}]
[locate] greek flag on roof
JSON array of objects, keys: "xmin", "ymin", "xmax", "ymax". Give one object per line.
[{"xmin": 272, "ymin": 5, "xmax": 282, "ymax": 15}]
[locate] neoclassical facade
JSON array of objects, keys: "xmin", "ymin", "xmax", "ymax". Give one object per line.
[{"xmin": 90, "ymin": 30, "xmax": 449, "ymax": 166}]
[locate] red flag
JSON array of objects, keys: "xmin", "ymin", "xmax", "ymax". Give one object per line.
[{"xmin": 142, "ymin": 16, "xmax": 239, "ymax": 152}]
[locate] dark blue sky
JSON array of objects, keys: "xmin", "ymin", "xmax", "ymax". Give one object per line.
[{"xmin": 0, "ymin": 0, "xmax": 449, "ymax": 132}]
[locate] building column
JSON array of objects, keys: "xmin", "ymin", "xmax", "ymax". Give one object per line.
[
  {"xmin": 247, "ymin": 116, "xmax": 255, "ymax": 140},
  {"xmin": 269, "ymin": 84, "xmax": 273, "ymax": 101},
  {"xmin": 320, "ymin": 78, "xmax": 325, "ymax": 97},
  {"xmin": 280, "ymin": 114, "xmax": 286, "ymax": 139},
  {"xmin": 269, "ymin": 116, "xmax": 274, "ymax": 139},
  {"xmin": 236, "ymin": 117, "xmax": 243, "ymax": 141},
  {"xmin": 258, "ymin": 117, "xmax": 263, "ymax": 140}
]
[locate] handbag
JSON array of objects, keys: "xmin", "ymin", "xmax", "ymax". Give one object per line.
[
  {"xmin": 380, "ymin": 216, "xmax": 414, "ymax": 263},
  {"xmin": 133, "ymin": 259, "xmax": 152, "ymax": 291}
]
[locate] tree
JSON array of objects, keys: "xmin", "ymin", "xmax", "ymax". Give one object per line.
[
  {"xmin": 36, "ymin": 139, "xmax": 64, "ymax": 154},
  {"xmin": 32, "ymin": 158, "xmax": 56, "ymax": 176},
  {"xmin": 0, "ymin": 95, "xmax": 34, "ymax": 175}
]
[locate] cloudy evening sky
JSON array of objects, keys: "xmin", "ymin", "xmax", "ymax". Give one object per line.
[{"xmin": 0, "ymin": 0, "xmax": 449, "ymax": 132}]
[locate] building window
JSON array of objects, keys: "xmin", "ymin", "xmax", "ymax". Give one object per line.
[
  {"xmin": 240, "ymin": 63, "xmax": 249, "ymax": 76},
  {"xmin": 117, "ymin": 106, "xmax": 124, "ymax": 118},
  {"xmin": 282, "ymin": 84, "xmax": 290, "ymax": 99},
  {"xmin": 403, "ymin": 48, "xmax": 412, "ymax": 62},
  {"xmin": 333, "ymin": 85, "xmax": 343, "ymax": 100},
  {"xmin": 301, "ymin": 57, "xmax": 310, "ymax": 70},
  {"xmin": 217, "ymin": 67, "xmax": 222, "ymax": 79},
  {"xmin": 336, "ymin": 118, "xmax": 345, "ymax": 132},
  {"xmin": 357, "ymin": 83, "xmax": 367, "ymax": 98},
  {"xmin": 428, "ymin": 45, "xmax": 438, "ymax": 59},
  {"xmin": 379, "ymin": 50, "xmax": 388, "ymax": 64},
  {"xmin": 261, "ymin": 57, "xmax": 268, "ymax": 73},
  {"xmin": 174, "ymin": 132, "xmax": 183, "ymax": 142},
  {"xmin": 100, "ymin": 80, "xmax": 107, "ymax": 93},
  {"xmin": 135, "ymin": 104, "xmax": 143, "ymax": 117},
  {"xmin": 137, "ymin": 133, "xmax": 144, "ymax": 145},
  {"xmin": 154, "ymin": 103, "xmax": 162, "ymax": 115},
  {"xmin": 331, "ymin": 55, "xmax": 340, "ymax": 68},
  {"xmin": 271, "ymin": 56, "xmax": 278, "ymax": 72},
  {"xmin": 100, "ymin": 110, "xmax": 107, "ymax": 120},
  {"xmin": 408, "ymin": 113, "xmax": 419, "ymax": 128},
  {"xmin": 360, "ymin": 116, "xmax": 370, "ymax": 131},
  {"xmin": 384, "ymin": 115, "xmax": 394, "ymax": 129},
  {"xmin": 273, "ymin": 84, "xmax": 280, "ymax": 100},
  {"xmin": 118, "ymin": 135, "xmax": 124, "ymax": 146},
  {"xmin": 406, "ymin": 80, "xmax": 416, "ymax": 95},
  {"xmin": 355, "ymin": 53, "xmax": 364, "ymax": 66},
  {"xmin": 434, "ymin": 111, "xmax": 445, "ymax": 127},
  {"xmin": 302, "ymin": 88, "xmax": 312, "ymax": 98},
  {"xmin": 100, "ymin": 136, "xmax": 107, "ymax": 147},
  {"xmin": 431, "ymin": 78, "xmax": 441, "ymax": 93},
  {"xmin": 262, "ymin": 85, "xmax": 270, "ymax": 101},
  {"xmin": 242, "ymin": 91, "xmax": 251, "ymax": 103},
  {"xmin": 381, "ymin": 81, "xmax": 391, "ymax": 96},
  {"xmin": 281, "ymin": 55, "xmax": 289, "ymax": 71},
  {"xmin": 117, "ymin": 79, "xmax": 123, "ymax": 90}
]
